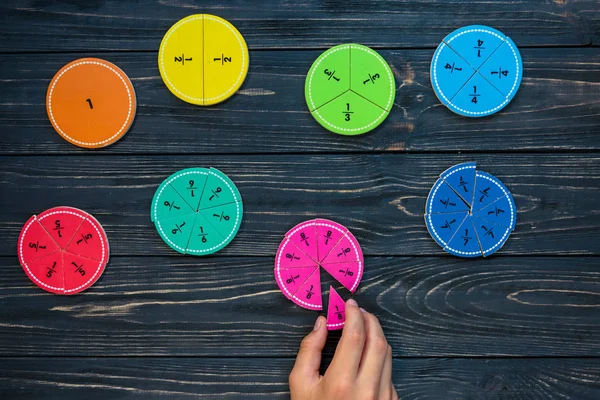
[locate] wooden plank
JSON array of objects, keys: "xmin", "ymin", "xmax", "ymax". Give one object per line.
[
  {"xmin": 1, "ymin": 1, "xmax": 599, "ymax": 52},
  {"xmin": 1, "ymin": 256, "xmax": 599, "ymax": 357},
  {"xmin": 1, "ymin": 49, "xmax": 599, "ymax": 154},
  {"xmin": 1, "ymin": 154, "xmax": 599, "ymax": 257},
  {"xmin": 0, "ymin": 357, "xmax": 599, "ymax": 399}
]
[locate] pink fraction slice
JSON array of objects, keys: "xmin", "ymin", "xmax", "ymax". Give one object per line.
[
  {"xmin": 285, "ymin": 222, "xmax": 319, "ymax": 263},
  {"xmin": 274, "ymin": 266, "xmax": 318, "ymax": 303},
  {"xmin": 314, "ymin": 219, "xmax": 348, "ymax": 262},
  {"xmin": 321, "ymin": 230, "xmax": 363, "ymax": 265},
  {"xmin": 276, "ymin": 237, "xmax": 319, "ymax": 269},
  {"xmin": 321, "ymin": 260, "xmax": 363, "ymax": 293},
  {"xmin": 292, "ymin": 269, "xmax": 322, "ymax": 310},
  {"xmin": 327, "ymin": 286, "xmax": 346, "ymax": 330}
]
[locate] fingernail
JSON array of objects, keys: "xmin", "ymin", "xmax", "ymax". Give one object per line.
[
  {"xmin": 347, "ymin": 299, "xmax": 358, "ymax": 307},
  {"xmin": 360, "ymin": 307, "xmax": 367, "ymax": 313},
  {"xmin": 313, "ymin": 316, "xmax": 322, "ymax": 331}
]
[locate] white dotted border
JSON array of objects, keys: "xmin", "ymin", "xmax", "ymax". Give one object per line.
[
  {"xmin": 426, "ymin": 168, "xmax": 515, "ymax": 256},
  {"xmin": 275, "ymin": 261, "xmax": 321, "ymax": 310},
  {"xmin": 427, "ymin": 164, "xmax": 475, "ymax": 215},
  {"xmin": 280, "ymin": 223, "xmax": 321, "ymax": 266},
  {"xmin": 314, "ymin": 99, "xmax": 387, "ymax": 133},
  {"xmin": 18, "ymin": 217, "xmax": 63, "ymax": 292},
  {"xmin": 19, "ymin": 209, "xmax": 108, "ymax": 294},
  {"xmin": 152, "ymin": 170, "xmax": 207, "ymax": 252},
  {"xmin": 309, "ymin": 44, "xmax": 392, "ymax": 133},
  {"xmin": 313, "ymin": 221, "xmax": 364, "ymax": 293},
  {"xmin": 443, "ymin": 217, "xmax": 482, "ymax": 256},
  {"xmin": 307, "ymin": 45, "xmax": 349, "ymax": 111},
  {"xmin": 40, "ymin": 211, "xmax": 108, "ymax": 293},
  {"xmin": 188, "ymin": 170, "xmax": 241, "ymax": 254},
  {"xmin": 159, "ymin": 14, "xmax": 248, "ymax": 104},
  {"xmin": 152, "ymin": 169, "xmax": 242, "ymax": 254},
  {"xmin": 426, "ymin": 205, "xmax": 469, "ymax": 253},
  {"xmin": 484, "ymin": 38, "xmax": 520, "ymax": 99},
  {"xmin": 472, "ymin": 173, "xmax": 515, "ymax": 256},
  {"xmin": 47, "ymin": 59, "xmax": 134, "ymax": 146},
  {"xmin": 445, "ymin": 27, "xmax": 504, "ymax": 46},
  {"xmin": 327, "ymin": 321, "xmax": 345, "ymax": 329},
  {"xmin": 473, "ymin": 190, "xmax": 516, "ymax": 232},
  {"xmin": 432, "ymin": 43, "xmax": 462, "ymax": 105},
  {"xmin": 274, "ymin": 219, "xmax": 364, "ymax": 309},
  {"xmin": 351, "ymin": 45, "xmax": 394, "ymax": 110},
  {"xmin": 440, "ymin": 164, "xmax": 476, "ymax": 186},
  {"xmin": 275, "ymin": 221, "xmax": 323, "ymax": 310},
  {"xmin": 432, "ymin": 28, "xmax": 521, "ymax": 116},
  {"xmin": 426, "ymin": 165, "xmax": 479, "ymax": 255}
]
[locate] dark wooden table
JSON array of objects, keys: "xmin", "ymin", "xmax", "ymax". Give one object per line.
[{"xmin": 1, "ymin": 1, "xmax": 600, "ymax": 398}]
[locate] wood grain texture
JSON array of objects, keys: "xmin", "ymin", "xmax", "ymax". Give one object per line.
[
  {"xmin": 1, "ymin": 49, "xmax": 599, "ymax": 155},
  {"xmin": 2, "ymin": 1, "xmax": 599, "ymax": 396},
  {"xmin": 1, "ymin": 357, "xmax": 599, "ymax": 399},
  {"xmin": 1, "ymin": 256, "xmax": 599, "ymax": 357},
  {"xmin": 1, "ymin": 154, "xmax": 599, "ymax": 257},
  {"xmin": 1, "ymin": 0, "xmax": 599, "ymax": 52}
]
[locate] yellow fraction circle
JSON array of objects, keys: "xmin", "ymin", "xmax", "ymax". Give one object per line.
[{"xmin": 158, "ymin": 14, "xmax": 249, "ymax": 106}]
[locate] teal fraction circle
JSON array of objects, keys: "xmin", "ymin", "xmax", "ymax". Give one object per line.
[
  {"xmin": 430, "ymin": 25, "xmax": 523, "ymax": 117},
  {"xmin": 150, "ymin": 167, "xmax": 243, "ymax": 255}
]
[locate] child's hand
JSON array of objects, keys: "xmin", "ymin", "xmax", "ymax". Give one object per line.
[{"xmin": 289, "ymin": 299, "xmax": 398, "ymax": 400}]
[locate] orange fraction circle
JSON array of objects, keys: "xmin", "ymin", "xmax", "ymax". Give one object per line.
[{"xmin": 46, "ymin": 58, "xmax": 136, "ymax": 148}]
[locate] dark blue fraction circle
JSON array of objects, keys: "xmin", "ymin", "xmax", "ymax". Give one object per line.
[
  {"xmin": 430, "ymin": 25, "xmax": 523, "ymax": 117},
  {"xmin": 424, "ymin": 162, "xmax": 517, "ymax": 257}
]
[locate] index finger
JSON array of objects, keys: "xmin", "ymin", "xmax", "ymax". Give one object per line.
[{"xmin": 327, "ymin": 299, "xmax": 366, "ymax": 379}]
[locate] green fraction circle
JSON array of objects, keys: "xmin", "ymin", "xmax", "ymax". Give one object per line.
[
  {"xmin": 305, "ymin": 44, "xmax": 395, "ymax": 135},
  {"xmin": 151, "ymin": 167, "xmax": 243, "ymax": 255}
]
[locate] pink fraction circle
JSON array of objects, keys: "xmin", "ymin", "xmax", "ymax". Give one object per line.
[{"xmin": 274, "ymin": 218, "xmax": 364, "ymax": 330}]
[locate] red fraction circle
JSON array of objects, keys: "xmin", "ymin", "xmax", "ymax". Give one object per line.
[{"xmin": 17, "ymin": 206, "xmax": 110, "ymax": 295}]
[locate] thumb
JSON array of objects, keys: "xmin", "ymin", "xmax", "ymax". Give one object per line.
[{"xmin": 290, "ymin": 316, "xmax": 328, "ymax": 387}]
